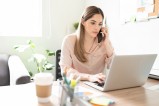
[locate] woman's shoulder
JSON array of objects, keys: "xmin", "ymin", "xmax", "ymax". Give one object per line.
[
  {"xmin": 61, "ymin": 34, "xmax": 77, "ymax": 50},
  {"xmin": 63, "ymin": 33, "xmax": 77, "ymax": 42}
]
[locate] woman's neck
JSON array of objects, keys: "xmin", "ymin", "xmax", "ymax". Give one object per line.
[
  {"xmin": 84, "ymin": 34, "xmax": 96, "ymax": 53},
  {"xmin": 84, "ymin": 34, "xmax": 95, "ymax": 43}
]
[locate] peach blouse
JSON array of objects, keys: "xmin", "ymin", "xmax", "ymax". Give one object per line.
[{"xmin": 59, "ymin": 34, "xmax": 114, "ymax": 76}]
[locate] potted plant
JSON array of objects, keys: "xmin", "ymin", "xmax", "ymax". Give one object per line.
[
  {"xmin": 14, "ymin": 40, "xmax": 55, "ymax": 77},
  {"xmin": 73, "ymin": 22, "xmax": 79, "ymax": 30}
]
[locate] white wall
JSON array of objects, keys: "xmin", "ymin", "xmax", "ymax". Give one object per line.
[
  {"xmin": 85, "ymin": 0, "xmax": 159, "ymax": 69},
  {"xmin": 51, "ymin": 0, "xmax": 85, "ymax": 43},
  {"xmin": 0, "ymin": 0, "xmax": 85, "ymax": 75}
]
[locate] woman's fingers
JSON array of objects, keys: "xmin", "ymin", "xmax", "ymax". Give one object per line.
[
  {"xmin": 101, "ymin": 27, "xmax": 109, "ymax": 40},
  {"xmin": 96, "ymin": 73, "xmax": 105, "ymax": 83},
  {"xmin": 89, "ymin": 73, "xmax": 106, "ymax": 83},
  {"xmin": 98, "ymin": 73, "xmax": 105, "ymax": 79},
  {"xmin": 101, "ymin": 27, "xmax": 108, "ymax": 33}
]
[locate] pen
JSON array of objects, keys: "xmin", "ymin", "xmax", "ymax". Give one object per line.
[
  {"xmin": 62, "ymin": 67, "xmax": 70, "ymax": 86},
  {"xmin": 63, "ymin": 74, "xmax": 70, "ymax": 87},
  {"xmin": 70, "ymin": 76, "xmax": 81, "ymax": 88},
  {"xmin": 70, "ymin": 79, "xmax": 77, "ymax": 88}
]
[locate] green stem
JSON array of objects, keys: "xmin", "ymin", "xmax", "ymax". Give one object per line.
[
  {"xmin": 36, "ymin": 60, "xmax": 40, "ymax": 72},
  {"xmin": 29, "ymin": 45, "xmax": 41, "ymax": 72}
]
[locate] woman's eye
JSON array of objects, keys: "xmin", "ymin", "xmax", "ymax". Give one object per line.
[
  {"xmin": 99, "ymin": 24, "xmax": 103, "ymax": 26},
  {"xmin": 91, "ymin": 22, "xmax": 95, "ymax": 25}
]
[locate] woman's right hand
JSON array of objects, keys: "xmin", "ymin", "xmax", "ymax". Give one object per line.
[{"xmin": 88, "ymin": 73, "xmax": 105, "ymax": 83}]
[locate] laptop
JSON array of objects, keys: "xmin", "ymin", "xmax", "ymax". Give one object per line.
[
  {"xmin": 149, "ymin": 55, "xmax": 159, "ymax": 79},
  {"xmin": 84, "ymin": 54, "xmax": 157, "ymax": 92},
  {"xmin": 149, "ymin": 69, "xmax": 159, "ymax": 79}
]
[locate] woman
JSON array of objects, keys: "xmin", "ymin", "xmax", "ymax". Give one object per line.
[{"xmin": 59, "ymin": 6, "xmax": 114, "ymax": 83}]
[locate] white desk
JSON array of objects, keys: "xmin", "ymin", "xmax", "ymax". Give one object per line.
[{"xmin": 0, "ymin": 83, "xmax": 58, "ymax": 106}]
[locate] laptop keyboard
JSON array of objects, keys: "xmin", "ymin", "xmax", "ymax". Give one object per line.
[{"xmin": 93, "ymin": 81, "xmax": 105, "ymax": 87}]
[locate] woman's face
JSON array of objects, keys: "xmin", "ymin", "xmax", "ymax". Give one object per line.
[{"xmin": 82, "ymin": 14, "xmax": 103, "ymax": 38}]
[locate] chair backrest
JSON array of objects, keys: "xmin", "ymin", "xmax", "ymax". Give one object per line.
[
  {"xmin": 0, "ymin": 54, "xmax": 10, "ymax": 86},
  {"xmin": 8, "ymin": 55, "xmax": 31, "ymax": 85},
  {"xmin": 0, "ymin": 54, "xmax": 30, "ymax": 86},
  {"xmin": 55, "ymin": 50, "xmax": 62, "ymax": 80}
]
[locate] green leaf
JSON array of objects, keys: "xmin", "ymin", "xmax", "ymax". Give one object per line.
[
  {"xmin": 13, "ymin": 45, "xmax": 20, "ymax": 49},
  {"xmin": 46, "ymin": 50, "xmax": 55, "ymax": 56},
  {"xmin": 29, "ymin": 71, "xmax": 33, "ymax": 77},
  {"xmin": 48, "ymin": 52, "xmax": 55, "ymax": 56},
  {"xmin": 27, "ymin": 40, "xmax": 36, "ymax": 48},
  {"xmin": 44, "ymin": 63, "xmax": 53, "ymax": 70},
  {"xmin": 46, "ymin": 49, "xmax": 50, "ymax": 53},
  {"xmin": 30, "ymin": 43, "xmax": 36, "ymax": 48},
  {"xmin": 13, "ymin": 45, "xmax": 29, "ymax": 52},
  {"xmin": 27, "ymin": 40, "xmax": 33, "ymax": 45},
  {"xmin": 73, "ymin": 22, "xmax": 79, "ymax": 30},
  {"xmin": 37, "ymin": 67, "xmax": 41, "ymax": 72}
]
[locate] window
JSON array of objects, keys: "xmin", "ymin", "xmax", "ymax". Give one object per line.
[{"xmin": 0, "ymin": 0, "xmax": 42, "ymax": 37}]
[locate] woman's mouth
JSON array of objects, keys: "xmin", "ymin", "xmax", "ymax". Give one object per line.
[{"xmin": 93, "ymin": 32, "xmax": 98, "ymax": 34}]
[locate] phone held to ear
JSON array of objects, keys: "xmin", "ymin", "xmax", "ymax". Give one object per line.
[
  {"xmin": 97, "ymin": 29, "xmax": 104, "ymax": 43},
  {"xmin": 98, "ymin": 18, "xmax": 107, "ymax": 43}
]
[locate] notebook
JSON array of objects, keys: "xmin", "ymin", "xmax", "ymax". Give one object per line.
[{"xmin": 84, "ymin": 54, "xmax": 157, "ymax": 91}]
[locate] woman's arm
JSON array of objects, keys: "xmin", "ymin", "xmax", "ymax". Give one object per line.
[
  {"xmin": 100, "ymin": 27, "xmax": 114, "ymax": 69},
  {"xmin": 59, "ymin": 35, "xmax": 91, "ymax": 81},
  {"xmin": 105, "ymin": 40, "xmax": 114, "ymax": 58},
  {"xmin": 61, "ymin": 65, "xmax": 105, "ymax": 83},
  {"xmin": 101, "ymin": 27, "xmax": 114, "ymax": 58},
  {"xmin": 61, "ymin": 65, "xmax": 89, "ymax": 80}
]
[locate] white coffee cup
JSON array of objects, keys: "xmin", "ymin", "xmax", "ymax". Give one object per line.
[{"xmin": 34, "ymin": 73, "xmax": 53, "ymax": 103}]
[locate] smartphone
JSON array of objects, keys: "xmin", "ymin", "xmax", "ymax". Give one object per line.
[
  {"xmin": 97, "ymin": 18, "xmax": 107, "ymax": 43},
  {"xmin": 97, "ymin": 29, "xmax": 103, "ymax": 43}
]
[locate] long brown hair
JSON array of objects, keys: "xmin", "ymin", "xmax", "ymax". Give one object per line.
[{"xmin": 74, "ymin": 6, "xmax": 104, "ymax": 62}]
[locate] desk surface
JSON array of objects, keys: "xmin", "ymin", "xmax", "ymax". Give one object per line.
[{"xmin": 0, "ymin": 78, "xmax": 159, "ymax": 106}]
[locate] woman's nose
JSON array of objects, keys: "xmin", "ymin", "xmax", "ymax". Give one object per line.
[{"xmin": 94, "ymin": 24, "xmax": 100, "ymax": 30}]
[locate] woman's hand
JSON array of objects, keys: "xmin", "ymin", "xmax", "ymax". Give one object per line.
[
  {"xmin": 88, "ymin": 73, "xmax": 105, "ymax": 83},
  {"xmin": 101, "ymin": 27, "xmax": 109, "ymax": 42}
]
